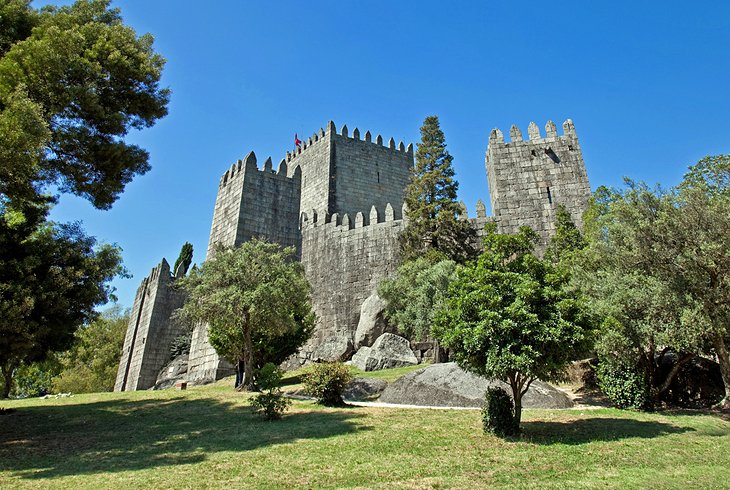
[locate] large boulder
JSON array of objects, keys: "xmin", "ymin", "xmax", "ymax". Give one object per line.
[
  {"xmin": 343, "ymin": 378, "xmax": 388, "ymax": 401},
  {"xmin": 351, "ymin": 333, "xmax": 419, "ymax": 371},
  {"xmin": 657, "ymin": 353, "xmax": 724, "ymax": 408},
  {"xmin": 311, "ymin": 335, "xmax": 354, "ymax": 362},
  {"xmin": 354, "ymin": 293, "xmax": 395, "ymax": 348},
  {"xmin": 379, "ymin": 362, "xmax": 573, "ymax": 408},
  {"xmin": 153, "ymin": 354, "xmax": 189, "ymax": 390}
]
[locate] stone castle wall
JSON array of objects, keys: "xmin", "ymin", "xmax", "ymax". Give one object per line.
[
  {"xmin": 297, "ymin": 203, "xmax": 406, "ymax": 361},
  {"xmin": 207, "ymin": 152, "xmax": 301, "ymax": 258},
  {"xmin": 485, "ymin": 119, "xmax": 590, "ymax": 246},
  {"xmin": 114, "ymin": 259, "xmax": 186, "ymax": 391},
  {"xmin": 286, "ymin": 122, "xmax": 413, "ymax": 219}
]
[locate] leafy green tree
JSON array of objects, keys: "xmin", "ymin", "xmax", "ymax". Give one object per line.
[
  {"xmin": 433, "ymin": 223, "xmax": 593, "ymax": 429},
  {"xmin": 0, "ymin": 202, "xmax": 125, "ymax": 398},
  {"xmin": 53, "ymin": 305, "xmax": 128, "ymax": 394},
  {"xmin": 544, "ymin": 204, "xmax": 586, "ymax": 265},
  {"xmin": 400, "ymin": 115, "xmax": 475, "ymax": 263},
  {"xmin": 179, "ymin": 239, "xmax": 315, "ymax": 390},
  {"xmin": 662, "ymin": 155, "xmax": 730, "ymax": 409},
  {"xmin": 573, "ymin": 182, "xmax": 709, "ymax": 408},
  {"xmin": 173, "ymin": 242, "xmax": 194, "ymax": 276},
  {"xmin": 0, "ymin": 0, "xmax": 169, "ymax": 209},
  {"xmin": 378, "ymin": 256, "xmax": 456, "ymax": 341}
]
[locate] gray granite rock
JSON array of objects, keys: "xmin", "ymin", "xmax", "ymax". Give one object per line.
[
  {"xmin": 311, "ymin": 335, "xmax": 354, "ymax": 362},
  {"xmin": 379, "ymin": 362, "xmax": 573, "ymax": 408},
  {"xmin": 354, "ymin": 292, "xmax": 394, "ymax": 348},
  {"xmin": 153, "ymin": 354, "xmax": 189, "ymax": 390},
  {"xmin": 351, "ymin": 333, "xmax": 418, "ymax": 371},
  {"xmin": 343, "ymin": 378, "xmax": 388, "ymax": 401}
]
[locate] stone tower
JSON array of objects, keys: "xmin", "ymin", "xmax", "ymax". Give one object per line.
[
  {"xmin": 485, "ymin": 119, "xmax": 591, "ymax": 246},
  {"xmin": 114, "ymin": 259, "xmax": 186, "ymax": 391},
  {"xmin": 186, "ymin": 122, "xmax": 414, "ymax": 383}
]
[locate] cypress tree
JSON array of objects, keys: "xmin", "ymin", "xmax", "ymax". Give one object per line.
[
  {"xmin": 173, "ymin": 242, "xmax": 194, "ymax": 276},
  {"xmin": 400, "ymin": 116, "xmax": 475, "ymax": 263}
]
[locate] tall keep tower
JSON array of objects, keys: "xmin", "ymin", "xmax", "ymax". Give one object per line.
[{"xmin": 485, "ymin": 119, "xmax": 590, "ymax": 246}]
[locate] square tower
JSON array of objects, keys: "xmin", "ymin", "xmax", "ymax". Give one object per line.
[{"xmin": 485, "ymin": 119, "xmax": 591, "ymax": 246}]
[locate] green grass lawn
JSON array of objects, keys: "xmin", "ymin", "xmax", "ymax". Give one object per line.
[{"xmin": 1, "ymin": 375, "xmax": 729, "ymax": 489}]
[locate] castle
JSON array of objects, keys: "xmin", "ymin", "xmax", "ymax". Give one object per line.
[{"xmin": 114, "ymin": 118, "xmax": 591, "ymax": 391}]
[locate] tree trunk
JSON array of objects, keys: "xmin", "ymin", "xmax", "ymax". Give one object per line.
[
  {"xmin": 713, "ymin": 334, "xmax": 730, "ymax": 410},
  {"xmin": 241, "ymin": 313, "xmax": 256, "ymax": 391},
  {"xmin": 508, "ymin": 375, "xmax": 523, "ymax": 431},
  {"xmin": 1, "ymin": 365, "xmax": 13, "ymax": 399},
  {"xmin": 652, "ymin": 352, "xmax": 694, "ymax": 400}
]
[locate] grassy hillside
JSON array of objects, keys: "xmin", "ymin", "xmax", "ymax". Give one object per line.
[{"xmin": 1, "ymin": 375, "xmax": 729, "ymax": 489}]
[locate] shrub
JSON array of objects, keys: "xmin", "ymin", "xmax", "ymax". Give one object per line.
[
  {"xmin": 596, "ymin": 360, "xmax": 651, "ymax": 410},
  {"xmin": 482, "ymin": 387, "xmax": 518, "ymax": 437},
  {"xmin": 11, "ymin": 359, "xmax": 61, "ymax": 398},
  {"xmin": 250, "ymin": 363, "xmax": 290, "ymax": 420},
  {"xmin": 303, "ymin": 362, "xmax": 353, "ymax": 406}
]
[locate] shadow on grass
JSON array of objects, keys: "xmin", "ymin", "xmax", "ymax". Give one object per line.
[
  {"xmin": 0, "ymin": 395, "xmax": 367, "ymax": 479},
  {"xmin": 520, "ymin": 417, "xmax": 694, "ymax": 445}
]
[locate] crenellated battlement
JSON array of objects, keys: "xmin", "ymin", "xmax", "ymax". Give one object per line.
[
  {"xmin": 488, "ymin": 119, "xmax": 577, "ymax": 146},
  {"xmin": 286, "ymin": 120, "xmax": 413, "ymax": 165},
  {"xmin": 218, "ymin": 151, "xmax": 301, "ymax": 189},
  {"xmin": 300, "ymin": 201, "xmax": 407, "ymax": 232}
]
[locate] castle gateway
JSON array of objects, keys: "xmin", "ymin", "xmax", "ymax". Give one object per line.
[{"xmin": 115, "ymin": 119, "xmax": 590, "ymax": 391}]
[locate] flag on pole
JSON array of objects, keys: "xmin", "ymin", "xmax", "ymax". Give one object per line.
[{"xmin": 294, "ymin": 133, "xmax": 302, "ymax": 147}]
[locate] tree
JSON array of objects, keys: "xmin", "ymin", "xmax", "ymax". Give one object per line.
[
  {"xmin": 53, "ymin": 305, "xmax": 128, "ymax": 394},
  {"xmin": 433, "ymin": 223, "xmax": 592, "ymax": 429},
  {"xmin": 661, "ymin": 155, "xmax": 730, "ymax": 409},
  {"xmin": 179, "ymin": 239, "xmax": 315, "ymax": 391},
  {"xmin": 0, "ymin": 0, "xmax": 169, "ymax": 209},
  {"xmin": 0, "ymin": 202, "xmax": 125, "ymax": 398},
  {"xmin": 378, "ymin": 256, "xmax": 456, "ymax": 342},
  {"xmin": 544, "ymin": 204, "xmax": 586, "ymax": 265},
  {"xmin": 400, "ymin": 115, "xmax": 475, "ymax": 263},
  {"xmin": 173, "ymin": 242, "xmax": 193, "ymax": 276},
  {"xmin": 573, "ymin": 182, "xmax": 712, "ymax": 408}
]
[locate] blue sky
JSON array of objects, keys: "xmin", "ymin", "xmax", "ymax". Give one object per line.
[{"xmin": 45, "ymin": 0, "xmax": 730, "ymax": 309}]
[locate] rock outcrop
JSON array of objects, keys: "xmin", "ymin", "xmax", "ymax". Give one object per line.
[
  {"xmin": 311, "ymin": 335, "xmax": 354, "ymax": 362},
  {"xmin": 153, "ymin": 354, "xmax": 189, "ymax": 390},
  {"xmin": 379, "ymin": 362, "xmax": 573, "ymax": 408},
  {"xmin": 351, "ymin": 333, "xmax": 419, "ymax": 371},
  {"xmin": 354, "ymin": 293, "xmax": 395, "ymax": 348}
]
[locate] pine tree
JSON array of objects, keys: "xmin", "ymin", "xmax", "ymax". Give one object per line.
[
  {"xmin": 400, "ymin": 116, "xmax": 475, "ymax": 263},
  {"xmin": 173, "ymin": 242, "xmax": 193, "ymax": 276}
]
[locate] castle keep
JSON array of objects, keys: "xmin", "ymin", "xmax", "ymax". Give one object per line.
[{"xmin": 115, "ymin": 118, "xmax": 591, "ymax": 390}]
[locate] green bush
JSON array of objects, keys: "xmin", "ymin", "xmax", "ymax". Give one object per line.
[
  {"xmin": 303, "ymin": 362, "xmax": 353, "ymax": 406},
  {"xmin": 482, "ymin": 387, "xmax": 518, "ymax": 437},
  {"xmin": 596, "ymin": 360, "xmax": 651, "ymax": 410},
  {"xmin": 11, "ymin": 359, "xmax": 61, "ymax": 398},
  {"xmin": 250, "ymin": 363, "xmax": 290, "ymax": 420}
]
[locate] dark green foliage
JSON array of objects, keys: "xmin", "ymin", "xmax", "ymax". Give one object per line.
[
  {"xmin": 434, "ymin": 222, "xmax": 593, "ymax": 428},
  {"xmin": 179, "ymin": 238, "xmax": 314, "ymax": 390},
  {"xmin": 482, "ymin": 388, "xmax": 518, "ymax": 437},
  {"xmin": 53, "ymin": 306, "xmax": 128, "ymax": 394},
  {"xmin": 173, "ymin": 242, "xmax": 193, "ymax": 276},
  {"xmin": 544, "ymin": 204, "xmax": 586, "ymax": 264},
  {"xmin": 0, "ymin": 202, "xmax": 125, "ymax": 398},
  {"xmin": 9, "ymin": 357, "xmax": 61, "ymax": 398},
  {"xmin": 378, "ymin": 257, "xmax": 456, "ymax": 341},
  {"xmin": 303, "ymin": 362, "xmax": 353, "ymax": 406},
  {"xmin": 0, "ymin": 0, "xmax": 169, "ymax": 209},
  {"xmin": 251, "ymin": 363, "xmax": 290, "ymax": 421},
  {"xmin": 399, "ymin": 115, "xmax": 475, "ymax": 263},
  {"xmin": 596, "ymin": 360, "xmax": 651, "ymax": 410}
]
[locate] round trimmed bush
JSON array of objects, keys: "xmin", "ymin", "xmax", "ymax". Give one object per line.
[
  {"xmin": 303, "ymin": 362, "xmax": 353, "ymax": 406},
  {"xmin": 482, "ymin": 387, "xmax": 518, "ymax": 437}
]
